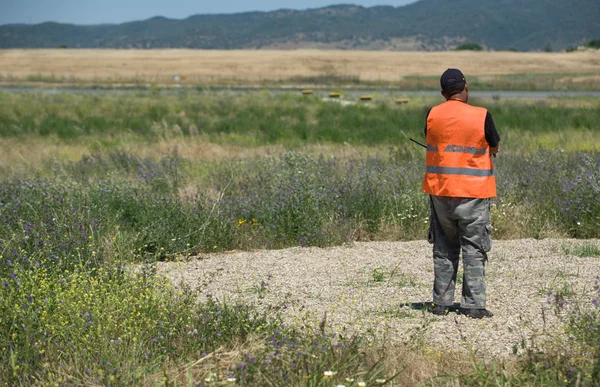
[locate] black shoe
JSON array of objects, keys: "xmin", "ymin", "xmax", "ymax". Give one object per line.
[
  {"xmin": 430, "ymin": 304, "xmax": 449, "ymax": 316},
  {"xmin": 462, "ymin": 308, "xmax": 494, "ymax": 319}
]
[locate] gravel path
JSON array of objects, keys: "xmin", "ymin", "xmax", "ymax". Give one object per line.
[{"xmin": 157, "ymin": 239, "xmax": 600, "ymax": 359}]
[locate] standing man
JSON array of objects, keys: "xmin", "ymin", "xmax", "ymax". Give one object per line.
[{"xmin": 423, "ymin": 68, "xmax": 499, "ymax": 319}]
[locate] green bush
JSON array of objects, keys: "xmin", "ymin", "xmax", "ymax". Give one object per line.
[
  {"xmin": 454, "ymin": 41, "xmax": 484, "ymax": 51},
  {"xmin": 586, "ymin": 39, "xmax": 600, "ymax": 49}
]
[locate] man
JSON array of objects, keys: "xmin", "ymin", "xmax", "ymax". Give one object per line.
[{"xmin": 423, "ymin": 68, "xmax": 499, "ymax": 319}]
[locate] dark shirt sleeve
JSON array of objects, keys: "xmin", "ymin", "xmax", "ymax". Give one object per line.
[
  {"xmin": 424, "ymin": 108, "xmax": 432, "ymax": 137},
  {"xmin": 484, "ymin": 112, "xmax": 500, "ymax": 147}
]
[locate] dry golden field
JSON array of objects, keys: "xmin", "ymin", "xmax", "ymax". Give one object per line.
[{"xmin": 1, "ymin": 49, "xmax": 599, "ymax": 86}]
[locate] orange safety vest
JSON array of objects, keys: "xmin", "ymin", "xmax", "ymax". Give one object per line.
[{"xmin": 422, "ymin": 99, "xmax": 496, "ymax": 198}]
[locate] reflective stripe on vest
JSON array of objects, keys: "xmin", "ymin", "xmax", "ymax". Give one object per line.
[
  {"xmin": 443, "ymin": 144, "xmax": 487, "ymax": 155},
  {"xmin": 426, "ymin": 166, "xmax": 494, "ymax": 177},
  {"xmin": 422, "ymin": 100, "xmax": 496, "ymax": 198}
]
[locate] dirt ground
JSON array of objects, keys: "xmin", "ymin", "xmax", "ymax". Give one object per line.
[{"xmin": 157, "ymin": 238, "xmax": 600, "ymax": 359}]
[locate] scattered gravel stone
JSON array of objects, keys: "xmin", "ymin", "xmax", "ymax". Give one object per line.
[{"xmin": 157, "ymin": 238, "xmax": 600, "ymax": 359}]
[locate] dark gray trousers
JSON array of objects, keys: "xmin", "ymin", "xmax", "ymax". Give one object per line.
[{"xmin": 428, "ymin": 195, "xmax": 492, "ymax": 309}]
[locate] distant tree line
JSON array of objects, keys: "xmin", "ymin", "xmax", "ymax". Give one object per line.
[
  {"xmin": 1, "ymin": 0, "xmax": 598, "ymax": 51},
  {"xmin": 566, "ymin": 39, "xmax": 600, "ymax": 52}
]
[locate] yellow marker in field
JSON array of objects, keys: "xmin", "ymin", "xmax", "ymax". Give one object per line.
[
  {"xmin": 360, "ymin": 95, "xmax": 373, "ymax": 101},
  {"xmin": 302, "ymin": 89, "xmax": 314, "ymax": 95},
  {"xmin": 396, "ymin": 98, "xmax": 410, "ymax": 104},
  {"xmin": 329, "ymin": 92, "xmax": 341, "ymax": 98}
]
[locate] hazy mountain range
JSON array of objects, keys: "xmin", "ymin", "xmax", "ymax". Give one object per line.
[{"xmin": 1, "ymin": 0, "xmax": 599, "ymax": 51}]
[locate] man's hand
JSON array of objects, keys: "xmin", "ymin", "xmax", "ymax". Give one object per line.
[{"xmin": 489, "ymin": 146, "xmax": 499, "ymax": 158}]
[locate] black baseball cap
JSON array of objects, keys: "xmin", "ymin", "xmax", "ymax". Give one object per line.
[{"xmin": 440, "ymin": 68, "xmax": 466, "ymax": 92}]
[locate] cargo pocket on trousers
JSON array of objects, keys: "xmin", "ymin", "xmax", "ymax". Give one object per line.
[{"xmin": 481, "ymin": 224, "xmax": 492, "ymax": 252}]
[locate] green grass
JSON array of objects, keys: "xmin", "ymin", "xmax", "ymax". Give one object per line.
[
  {"xmin": 562, "ymin": 242, "xmax": 600, "ymax": 257},
  {"xmin": 0, "ymin": 92, "xmax": 599, "ymax": 153},
  {"xmin": 1, "ymin": 258, "xmax": 401, "ymax": 386},
  {"xmin": 371, "ymin": 267, "xmax": 387, "ymax": 282},
  {"xmin": 1, "ymin": 91, "xmax": 600, "ymax": 385},
  {"xmin": 369, "ymin": 266, "xmax": 417, "ymax": 287}
]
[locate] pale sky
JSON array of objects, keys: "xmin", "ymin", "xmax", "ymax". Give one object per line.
[{"xmin": 2, "ymin": 0, "xmax": 419, "ymax": 25}]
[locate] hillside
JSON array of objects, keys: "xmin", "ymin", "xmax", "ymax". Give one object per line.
[{"xmin": 1, "ymin": 0, "xmax": 599, "ymax": 51}]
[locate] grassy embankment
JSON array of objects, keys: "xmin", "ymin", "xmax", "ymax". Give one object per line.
[{"xmin": 1, "ymin": 91, "xmax": 599, "ymax": 385}]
